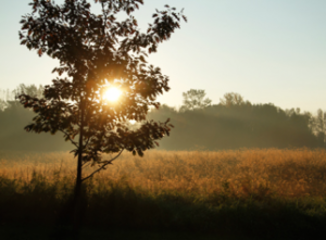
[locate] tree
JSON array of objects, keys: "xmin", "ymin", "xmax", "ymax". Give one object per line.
[
  {"xmin": 0, "ymin": 84, "xmax": 44, "ymax": 111},
  {"xmin": 18, "ymin": 0, "xmax": 186, "ymax": 200},
  {"xmin": 309, "ymin": 109, "xmax": 326, "ymax": 147},
  {"xmin": 219, "ymin": 92, "xmax": 250, "ymax": 107},
  {"xmin": 0, "ymin": 99, "xmax": 8, "ymax": 111},
  {"xmin": 180, "ymin": 89, "xmax": 212, "ymax": 111},
  {"xmin": 0, "ymin": 89, "xmax": 15, "ymax": 104},
  {"xmin": 13, "ymin": 84, "xmax": 44, "ymax": 99}
]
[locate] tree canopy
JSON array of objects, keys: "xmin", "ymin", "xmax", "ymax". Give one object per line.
[
  {"xmin": 180, "ymin": 89, "xmax": 212, "ymax": 111},
  {"xmin": 18, "ymin": 0, "xmax": 186, "ymax": 193},
  {"xmin": 219, "ymin": 92, "xmax": 250, "ymax": 107}
]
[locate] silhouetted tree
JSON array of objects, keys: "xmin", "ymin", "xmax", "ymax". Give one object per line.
[
  {"xmin": 219, "ymin": 92, "xmax": 250, "ymax": 107},
  {"xmin": 18, "ymin": 0, "xmax": 186, "ymax": 233},
  {"xmin": 180, "ymin": 89, "xmax": 212, "ymax": 111}
]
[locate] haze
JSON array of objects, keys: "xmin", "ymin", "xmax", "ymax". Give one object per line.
[{"xmin": 1, "ymin": 0, "xmax": 326, "ymax": 113}]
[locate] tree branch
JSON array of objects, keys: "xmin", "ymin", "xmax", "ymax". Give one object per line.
[
  {"xmin": 84, "ymin": 135, "xmax": 92, "ymax": 149},
  {"xmin": 81, "ymin": 149, "xmax": 124, "ymax": 182},
  {"xmin": 60, "ymin": 129, "xmax": 78, "ymax": 148},
  {"xmin": 82, "ymin": 161, "xmax": 91, "ymax": 168}
]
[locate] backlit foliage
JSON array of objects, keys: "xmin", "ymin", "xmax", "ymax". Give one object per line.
[{"xmin": 17, "ymin": 0, "xmax": 186, "ymax": 187}]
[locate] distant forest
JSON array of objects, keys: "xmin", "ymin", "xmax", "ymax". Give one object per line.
[{"xmin": 1, "ymin": 85, "xmax": 326, "ymax": 151}]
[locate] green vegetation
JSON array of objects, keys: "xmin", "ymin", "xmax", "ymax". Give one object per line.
[
  {"xmin": 149, "ymin": 92, "xmax": 326, "ymax": 150},
  {"xmin": 1, "ymin": 149, "xmax": 326, "ymax": 239},
  {"xmin": 2, "ymin": 88, "xmax": 326, "ymax": 152}
]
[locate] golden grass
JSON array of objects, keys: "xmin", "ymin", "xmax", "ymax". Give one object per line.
[{"xmin": 1, "ymin": 148, "xmax": 326, "ymax": 199}]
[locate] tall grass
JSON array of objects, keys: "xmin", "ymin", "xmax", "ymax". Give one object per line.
[
  {"xmin": 2, "ymin": 148, "xmax": 326, "ymax": 198},
  {"xmin": 1, "ymin": 148, "xmax": 326, "ymax": 239}
]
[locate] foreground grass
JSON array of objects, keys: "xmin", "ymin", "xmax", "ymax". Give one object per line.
[{"xmin": 1, "ymin": 149, "xmax": 326, "ymax": 239}]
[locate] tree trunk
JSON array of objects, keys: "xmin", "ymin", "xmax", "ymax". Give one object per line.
[
  {"xmin": 75, "ymin": 107, "xmax": 84, "ymax": 199},
  {"xmin": 72, "ymin": 101, "xmax": 85, "ymax": 240},
  {"xmin": 75, "ymin": 139, "xmax": 83, "ymax": 199}
]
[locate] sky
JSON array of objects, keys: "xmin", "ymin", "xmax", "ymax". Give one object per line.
[{"xmin": 1, "ymin": 0, "xmax": 326, "ymax": 114}]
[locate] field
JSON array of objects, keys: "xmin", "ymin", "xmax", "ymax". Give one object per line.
[{"xmin": 1, "ymin": 148, "xmax": 326, "ymax": 239}]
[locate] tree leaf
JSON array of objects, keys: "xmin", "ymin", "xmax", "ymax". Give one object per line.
[{"xmin": 38, "ymin": 48, "xmax": 42, "ymax": 57}]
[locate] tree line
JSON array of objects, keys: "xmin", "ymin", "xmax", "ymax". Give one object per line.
[
  {"xmin": 0, "ymin": 84, "xmax": 70, "ymax": 151},
  {"xmin": 148, "ymin": 90, "xmax": 326, "ymax": 150},
  {"xmin": 0, "ymin": 86, "xmax": 325, "ymax": 151}
]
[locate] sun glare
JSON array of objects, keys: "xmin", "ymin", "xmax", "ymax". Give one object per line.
[{"xmin": 103, "ymin": 87, "xmax": 122, "ymax": 102}]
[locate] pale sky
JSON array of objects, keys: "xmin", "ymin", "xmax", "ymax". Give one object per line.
[{"xmin": 1, "ymin": 0, "xmax": 326, "ymax": 114}]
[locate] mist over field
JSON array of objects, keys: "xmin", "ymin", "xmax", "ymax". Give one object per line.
[
  {"xmin": 1, "ymin": 86, "xmax": 326, "ymax": 240},
  {"xmin": 2, "ymin": 86, "xmax": 326, "ymax": 239},
  {"xmin": 1, "ymin": 86, "xmax": 326, "ymax": 152}
]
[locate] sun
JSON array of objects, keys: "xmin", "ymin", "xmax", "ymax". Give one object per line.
[{"xmin": 103, "ymin": 87, "xmax": 122, "ymax": 102}]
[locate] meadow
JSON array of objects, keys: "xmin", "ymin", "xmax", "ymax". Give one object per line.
[{"xmin": 1, "ymin": 148, "xmax": 326, "ymax": 239}]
